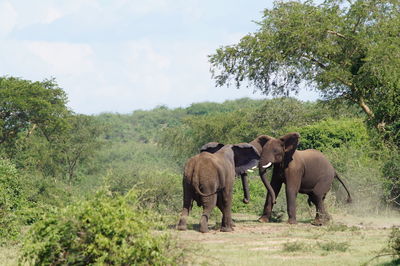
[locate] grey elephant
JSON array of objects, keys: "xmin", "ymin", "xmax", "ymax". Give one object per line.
[
  {"xmin": 177, "ymin": 142, "xmax": 275, "ymax": 233},
  {"xmin": 250, "ymin": 133, "xmax": 352, "ymax": 225}
]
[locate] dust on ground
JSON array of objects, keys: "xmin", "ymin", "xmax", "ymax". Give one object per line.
[{"xmin": 174, "ymin": 212, "xmax": 400, "ymax": 266}]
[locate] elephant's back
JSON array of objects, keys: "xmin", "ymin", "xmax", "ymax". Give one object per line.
[
  {"xmin": 196, "ymin": 152, "xmax": 222, "ymax": 174},
  {"xmin": 296, "ymin": 150, "xmax": 335, "ymax": 189}
]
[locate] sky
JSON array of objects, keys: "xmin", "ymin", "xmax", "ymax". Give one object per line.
[{"xmin": 0, "ymin": 0, "xmax": 320, "ymax": 114}]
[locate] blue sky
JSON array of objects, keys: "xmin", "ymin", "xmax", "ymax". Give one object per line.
[{"xmin": 0, "ymin": 0, "xmax": 319, "ymax": 114}]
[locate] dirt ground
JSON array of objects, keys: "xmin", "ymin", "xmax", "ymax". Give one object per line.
[{"xmin": 174, "ymin": 213, "xmax": 400, "ymax": 266}]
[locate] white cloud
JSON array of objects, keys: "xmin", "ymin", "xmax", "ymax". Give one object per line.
[
  {"xmin": 42, "ymin": 7, "xmax": 63, "ymax": 24},
  {"xmin": 0, "ymin": 1, "xmax": 17, "ymax": 37},
  {"xmin": 27, "ymin": 41, "xmax": 95, "ymax": 75}
]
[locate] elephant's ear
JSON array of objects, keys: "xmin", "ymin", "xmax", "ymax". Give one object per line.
[
  {"xmin": 200, "ymin": 142, "xmax": 224, "ymax": 153},
  {"xmin": 232, "ymin": 143, "xmax": 260, "ymax": 175},
  {"xmin": 280, "ymin": 132, "xmax": 300, "ymax": 157},
  {"xmin": 249, "ymin": 135, "xmax": 272, "ymax": 155}
]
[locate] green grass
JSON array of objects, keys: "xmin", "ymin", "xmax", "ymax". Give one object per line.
[{"xmin": 175, "ymin": 213, "xmax": 399, "ymax": 266}]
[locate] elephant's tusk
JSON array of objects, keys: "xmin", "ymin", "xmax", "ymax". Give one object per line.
[
  {"xmin": 251, "ymin": 166, "xmax": 258, "ymax": 169},
  {"xmin": 247, "ymin": 169, "xmax": 254, "ymax": 173},
  {"xmin": 262, "ymin": 162, "xmax": 272, "ymax": 169}
]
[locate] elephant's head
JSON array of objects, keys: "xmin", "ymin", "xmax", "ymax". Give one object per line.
[
  {"xmin": 251, "ymin": 132, "xmax": 300, "ymax": 169},
  {"xmin": 249, "ymin": 132, "xmax": 300, "ymax": 204}
]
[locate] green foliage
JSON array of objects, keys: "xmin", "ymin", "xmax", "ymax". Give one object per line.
[
  {"xmin": 13, "ymin": 114, "xmax": 105, "ymax": 182},
  {"xmin": 325, "ymin": 146, "xmax": 387, "ymax": 213},
  {"xmin": 317, "ymin": 241, "xmax": 350, "ymax": 252},
  {"xmin": 0, "ymin": 159, "xmax": 24, "ymax": 211},
  {"xmin": 289, "ymin": 118, "xmax": 370, "ymax": 151},
  {"xmin": 209, "ymin": 0, "xmax": 400, "ymax": 144},
  {"xmin": 77, "ymin": 140, "xmax": 182, "ymax": 214},
  {"xmin": 382, "ymin": 151, "xmax": 400, "ymax": 207},
  {"xmin": 0, "ymin": 159, "xmax": 25, "ymax": 242},
  {"xmin": 388, "ymin": 227, "xmax": 400, "ymax": 258},
  {"xmin": 0, "ymin": 77, "xmax": 70, "ymax": 153},
  {"xmin": 20, "ymin": 188, "xmax": 181, "ymax": 265},
  {"xmin": 282, "ymin": 241, "xmax": 309, "ymax": 252}
]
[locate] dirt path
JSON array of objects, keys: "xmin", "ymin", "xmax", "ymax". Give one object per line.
[{"xmin": 174, "ymin": 213, "xmax": 399, "ymax": 265}]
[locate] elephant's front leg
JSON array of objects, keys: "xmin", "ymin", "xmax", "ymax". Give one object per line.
[
  {"xmin": 286, "ymin": 186, "xmax": 298, "ymax": 224},
  {"xmin": 259, "ymin": 176, "xmax": 282, "ymax": 223},
  {"xmin": 177, "ymin": 181, "xmax": 193, "ymax": 231}
]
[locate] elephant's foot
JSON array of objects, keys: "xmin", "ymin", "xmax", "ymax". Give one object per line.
[
  {"xmin": 220, "ymin": 226, "xmax": 234, "ymax": 232},
  {"xmin": 177, "ymin": 219, "xmax": 187, "ymax": 231},
  {"xmin": 311, "ymin": 219, "xmax": 324, "ymax": 226},
  {"xmin": 258, "ymin": 216, "xmax": 270, "ymax": 223},
  {"xmin": 199, "ymin": 215, "xmax": 209, "ymax": 233},
  {"xmin": 288, "ymin": 218, "xmax": 297, "ymax": 224},
  {"xmin": 311, "ymin": 216, "xmax": 330, "ymax": 226}
]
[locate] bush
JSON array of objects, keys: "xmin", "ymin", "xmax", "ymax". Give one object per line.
[
  {"xmin": 388, "ymin": 227, "xmax": 400, "ymax": 258},
  {"xmin": 20, "ymin": 188, "xmax": 181, "ymax": 265},
  {"xmin": 289, "ymin": 118, "xmax": 370, "ymax": 151},
  {"xmin": 382, "ymin": 151, "xmax": 400, "ymax": 207},
  {"xmin": 0, "ymin": 159, "xmax": 26, "ymax": 242}
]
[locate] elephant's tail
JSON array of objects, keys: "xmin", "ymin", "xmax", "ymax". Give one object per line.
[
  {"xmin": 334, "ymin": 172, "xmax": 352, "ymax": 203},
  {"xmin": 192, "ymin": 173, "xmax": 223, "ymax": 197},
  {"xmin": 191, "ymin": 163, "xmax": 223, "ymax": 198}
]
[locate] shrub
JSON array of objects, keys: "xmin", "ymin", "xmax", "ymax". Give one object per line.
[
  {"xmin": 282, "ymin": 241, "xmax": 309, "ymax": 252},
  {"xmin": 388, "ymin": 227, "xmax": 400, "ymax": 257},
  {"xmin": 382, "ymin": 151, "xmax": 400, "ymax": 207},
  {"xmin": 289, "ymin": 118, "xmax": 370, "ymax": 151},
  {"xmin": 317, "ymin": 240, "xmax": 350, "ymax": 252},
  {"xmin": 20, "ymin": 188, "xmax": 181, "ymax": 265},
  {"xmin": 0, "ymin": 159, "xmax": 26, "ymax": 242}
]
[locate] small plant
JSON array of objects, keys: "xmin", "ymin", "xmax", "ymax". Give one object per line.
[
  {"xmin": 325, "ymin": 223, "xmax": 359, "ymax": 232},
  {"xmin": 388, "ymin": 227, "xmax": 400, "ymax": 257},
  {"xmin": 318, "ymin": 240, "xmax": 350, "ymax": 252},
  {"xmin": 20, "ymin": 188, "xmax": 182, "ymax": 265},
  {"xmin": 282, "ymin": 241, "xmax": 309, "ymax": 252}
]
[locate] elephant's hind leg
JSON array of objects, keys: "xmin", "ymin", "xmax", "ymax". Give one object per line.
[
  {"xmin": 310, "ymin": 193, "xmax": 330, "ymax": 226},
  {"xmin": 199, "ymin": 194, "xmax": 217, "ymax": 233},
  {"xmin": 217, "ymin": 194, "xmax": 233, "ymax": 232},
  {"xmin": 177, "ymin": 182, "xmax": 193, "ymax": 231}
]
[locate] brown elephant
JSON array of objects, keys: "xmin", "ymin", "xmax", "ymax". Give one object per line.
[
  {"xmin": 177, "ymin": 142, "xmax": 275, "ymax": 233},
  {"xmin": 198, "ymin": 142, "xmax": 256, "ymax": 205},
  {"xmin": 250, "ymin": 133, "xmax": 352, "ymax": 225}
]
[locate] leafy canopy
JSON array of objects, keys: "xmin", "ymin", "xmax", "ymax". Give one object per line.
[
  {"xmin": 0, "ymin": 77, "xmax": 70, "ymax": 149},
  {"xmin": 209, "ymin": 0, "xmax": 400, "ymax": 132}
]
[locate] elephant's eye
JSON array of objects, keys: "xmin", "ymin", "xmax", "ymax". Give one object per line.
[{"xmin": 273, "ymin": 148, "xmax": 280, "ymax": 153}]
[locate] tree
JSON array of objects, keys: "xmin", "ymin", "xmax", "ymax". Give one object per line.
[
  {"xmin": 0, "ymin": 77, "xmax": 70, "ymax": 150},
  {"xmin": 14, "ymin": 114, "xmax": 105, "ymax": 181},
  {"xmin": 209, "ymin": 0, "xmax": 400, "ymax": 137}
]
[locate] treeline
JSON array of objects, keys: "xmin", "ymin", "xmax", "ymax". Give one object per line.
[{"xmin": 1, "ymin": 76, "xmax": 399, "ymax": 264}]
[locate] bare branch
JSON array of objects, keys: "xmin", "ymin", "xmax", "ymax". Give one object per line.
[{"xmin": 327, "ymin": 30, "xmax": 348, "ymax": 40}]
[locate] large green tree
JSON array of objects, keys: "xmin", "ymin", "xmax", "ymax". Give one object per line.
[
  {"xmin": 0, "ymin": 77, "xmax": 70, "ymax": 149},
  {"xmin": 210, "ymin": 0, "xmax": 400, "ymax": 142}
]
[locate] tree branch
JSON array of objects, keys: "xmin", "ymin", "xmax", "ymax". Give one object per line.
[
  {"xmin": 358, "ymin": 96, "xmax": 374, "ymax": 117},
  {"xmin": 327, "ymin": 30, "xmax": 348, "ymax": 40}
]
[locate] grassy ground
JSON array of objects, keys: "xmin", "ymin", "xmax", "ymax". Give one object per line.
[
  {"xmin": 1, "ymin": 212, "xmax": 398, "ymax": 265},
  {"xmin": 175, "ymin": 213, "xmax": 400, "ymax": 266}
]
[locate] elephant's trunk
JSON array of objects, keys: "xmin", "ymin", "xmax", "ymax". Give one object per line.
[
  {"xmin": 240, "ymin": 173, "xmax": 250, "ymax": 204},
  {"xmin": 259, "ymin": 168, "xmax": 276, "ymax": 204}
]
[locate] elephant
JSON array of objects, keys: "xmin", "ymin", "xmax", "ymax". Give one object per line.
[
  {"xmin": 177, "ymin": 142, "xmax": 275, "ymax": 233},
  {"xmin": 199, "ymin": 142, "xmax": 254, "ymax": 205},
  {"xmin": 250, "ymin": 133, "xmax": 352, "ymax": 225}
]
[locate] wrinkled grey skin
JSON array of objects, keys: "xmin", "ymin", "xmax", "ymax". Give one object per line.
[
  {"xmin": 177, "ymin": 143, "xmax": 260, "ymax": 233},
  {"xmin": 199, "ymin": 142, "xmax": 253, "ymax": 205},
  {"xmin": 250, "ymin": 133, "xmax": 352, "ymax": 225}
]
